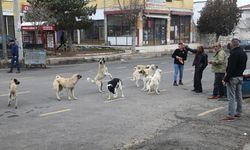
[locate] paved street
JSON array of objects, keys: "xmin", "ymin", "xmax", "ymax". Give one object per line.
[{"xmin": 0, "ymin": 54, "xmax": 250, "ymax": 150}]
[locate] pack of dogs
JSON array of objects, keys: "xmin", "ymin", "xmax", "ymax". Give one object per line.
[{"xmin": 6, "ymin": 58, "xmax": 162, "ymax": 109}]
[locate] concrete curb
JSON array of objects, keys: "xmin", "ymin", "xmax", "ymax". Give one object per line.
[{"xmin": 46, "ymin": 50, "xmax": 173, "ymax": 66}]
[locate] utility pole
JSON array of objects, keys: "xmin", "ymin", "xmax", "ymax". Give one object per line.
[
  {"xmin": 104, "ymin": 0, "xmax": 108, "ymax": 45},
  {"xmin": 0, "ymin": 0, "xmax": 8, "ymax": 60},
  {"xmin": 13, "ymin": 0, "xmax": 23, "ymax": 59}
]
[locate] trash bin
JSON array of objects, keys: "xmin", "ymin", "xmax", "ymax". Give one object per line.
[
  {"xmin": 24, "ymin": 44, "xmax": 46, "ymax": 68},
  {"xmin": 242, "ymin": 69, "xmax": 250, "ymax": 98}
]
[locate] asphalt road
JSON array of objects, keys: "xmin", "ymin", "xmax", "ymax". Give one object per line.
[{"xmin": 0, "ymin": 53, "xmax": 250, "ymax": 150}]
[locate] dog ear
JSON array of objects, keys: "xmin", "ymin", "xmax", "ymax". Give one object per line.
[{"xmin": 156, "ymin": 65, "xmax": 158, "ymax": 69}]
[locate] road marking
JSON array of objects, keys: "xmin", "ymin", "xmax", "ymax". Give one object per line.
[
  {"xmin": 0, "ymin": 91, "xmax": 30, "ymax": 97},
  {"xmin": 39, "ymin": 108, "xmax": 71, "ymax": 117},
  {"xmin": 197, "ymin": 106, "xmax": 224, "ymax": 117},
  {"xmin": 104, "ymin": 97, "xmax": 125, "ymax": 103}
]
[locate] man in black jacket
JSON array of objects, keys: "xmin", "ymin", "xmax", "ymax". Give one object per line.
[
  {"xmin": 187, "ymin": 45, "xmax": 208, "ymax": 93},
  {"xmin": 222, "ymin": 38, "xmax": 248, "ymax": 121}
]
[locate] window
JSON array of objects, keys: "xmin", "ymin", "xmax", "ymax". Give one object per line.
[
  {"xmin": 170, "ymin": 15, "xmax": 191, "ymax": 44},
  {"xmin": 107, "ymin": 15, "xmax": 131, "ymax": 36}
]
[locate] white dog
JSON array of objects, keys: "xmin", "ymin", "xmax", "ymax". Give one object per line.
[
  {"xmin": 146, "ymin": 69, "xmax": 162, "ymax": 95},
  {"xmin": 132, "ymin": 64, "xmax": 147, "ymax": 87},
  {"xmin": 8, "ymin": 78, "xmax": 20, "ymax": 109},
  {"xmin": 139, "ymin": 64, "xmax": 158, "ymax": 91},
  {"xmin": 107, "ymin": 78, "xmax": 124, "ymax": 100},
  {"xmin": 53, "ymin": 74, "xmax": 82, "ymax": 100},
  {"xmin": 87, "ymin": 58, "xmax": 113, "ymax": 92}
]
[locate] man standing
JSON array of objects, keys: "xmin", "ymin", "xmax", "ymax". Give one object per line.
[
  {"xmin": 223, "ymin": 39, "xmax": 247, "ymax": 121},
  {"xmin": 172, "ymin": 43, "xmax": 187, "ymax": 86},
  {"xmin": 208, "ymin": 43, "xmax": 227, "ymax": 99},
  {"xmin": 8, "ymin": 40, "xmax": 20, "ymax": 73},
  {"xmin": 187, "ymin": 45, "xmax": 208, "ymax": 93}
]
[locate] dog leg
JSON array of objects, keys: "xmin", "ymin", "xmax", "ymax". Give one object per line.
[
  {"xmin": 14, "ymin": 95, "xmax": 18, "ymax": 109},
  {"xmin": 108, "ymin": 92, "xmax": 111, "ymax": 100},
  {"xmin": 72, "ymin": 89, "xmax": 78, "ymax": 100},
  {"xmin": 105, "ymin": 72, "xmax": 113, "ymax": 79},
  {"xmin": 67, "ymin": 89, "xmax": 72, "ymax": 100},
  {"xmin": 155, "ymin": 85, "xmax": 160, "ymax": 95},
  {"xmin": 56, "ymin": 91, "xmax": 61, "ymax": 100},
  {"xmin": 120, "ymin": 87, "xmax": 125, "ymax": 98},
  {"xmin": 114, "ymin": 88, "xmax": 118, "ymax": 98},
  {"xmin": 136, "ymin": 80, "xmax": 140, "ymax": 87},
  {"xmin": 8, "ymin": 93, "xmax": 11, "ymax": 107}
]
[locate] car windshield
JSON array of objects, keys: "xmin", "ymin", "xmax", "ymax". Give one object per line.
[{"xmin": 240, "ymin": 40, "xmax": 250, "ymax": 45}]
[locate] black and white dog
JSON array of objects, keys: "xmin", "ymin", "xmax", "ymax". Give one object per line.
[{"xmin": 107, "ymin": 78, "xmax": 124, "ymax": 100}]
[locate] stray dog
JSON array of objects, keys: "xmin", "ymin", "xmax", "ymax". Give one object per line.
[
  {"xmin": 132, "ymin": 65, "xmax": 147, "ymax": 87},
  {"xmin": 146, "ymin": 69, "xmax": 162, "ymax": 94},
  {"xmin": 87, "ymin": 58, "xmax": 113, "ymax": 92},
  {"xmin": 107, "ymin": 78, "xmax": 124, "ymax": 100},
  {"xmin": 53, "ymin": 74, "xmax": 82, "ymax": 100},
  {"xmin": 8, "ymin": 78, "xmax": 20, "ymax": 109},
  {"xmin": 139, "ymin": 64, "xmax": 158, "ymax": 91}
]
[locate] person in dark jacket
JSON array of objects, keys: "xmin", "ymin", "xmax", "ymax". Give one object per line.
[
  {"xmin": 56, "ymin": 30, "xmax": 66, "ymax": 50},
  {"xmin": 8, "ymin": 40, "xmax": 20, "ymax": 73},
  {"xmin": 187, "ymin": 45, "xmax": 208, "ymax": 93},
  {"xmin": 222, "ymin": 38, "xmax": 248, "ymax": 121},
  {"xmin": 172, "ymin": 43, "xmax": 188, "ymax": 86}
]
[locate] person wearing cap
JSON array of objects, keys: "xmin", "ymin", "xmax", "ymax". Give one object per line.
[
  {"xmin": 8, "ymin": 40, "xmax": 20, "ymax": 73},
  {"xmin": 222, "ymin": 38, "xmax": 247, "ymax": 121},
  {"xmin": 208, "ymin": 43, "xmax": 227, "ymax": 99},
  {"xmin": 172, "ymin": 42, "xmax": 188, "ymax": 86}
]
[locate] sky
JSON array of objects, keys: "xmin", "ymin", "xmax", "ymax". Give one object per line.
[
  {"xmin": 194, "ymin": 0, "xmax": 250, "ymax": 7},
  {"xmin": 237, "ymin": 0, "xmax": 250, "ymax": 7}
]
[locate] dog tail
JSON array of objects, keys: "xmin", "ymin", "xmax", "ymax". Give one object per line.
[
  {"xmin": 53, "ymin": 75, "xmax": 63, "ymax": 92},
  {"xmin": 87, "ymin": 77, "xmax": 95, "ymax": 83}
]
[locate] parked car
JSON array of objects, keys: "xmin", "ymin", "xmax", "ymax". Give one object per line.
[
  {"xmin": 240, "ymin": 40, "xmax": 250, "ymax": 52},
  {"xmin": 0, "ymin": 35, "xmax": 16, "ymax": 58}
]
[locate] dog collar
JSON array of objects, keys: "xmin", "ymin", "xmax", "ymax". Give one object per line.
[{"xmin": 107, "ymin": 84, "xmax": 112, "ymax": 87}]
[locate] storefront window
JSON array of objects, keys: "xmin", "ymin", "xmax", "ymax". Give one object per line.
[
  {"xmin": 81, "ymin": 20, "xmax": 104, "ymax": 44},
  {"xmin": 107, "ymin": 15, "xmax": 131, "ymax": 36},
  {"xmin": 170, "ymin": 15, "xmax": 190, "ymax": 44},
  {"xmin": 143, "ymin": 18, "xmax": 167, "ymax": 45}
]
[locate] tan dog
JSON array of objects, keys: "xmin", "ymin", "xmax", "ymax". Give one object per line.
[
  {"xmin": 8, "ymin": 78, "xmax": 20, "ymax": 109},
  {"xmin": 132, "ymin": 64, "xmax": 147, "ymax": 87},
  {"xmin": 139, "ymin": 64, "xmax": 158, "ymax": 91},
  {"xmin": 53, "ymin": 74, "xmax": 82, "ymax": 100},
  {"xmin": 146, "ymin": 69, "xmax": 162, "ymax": 94},
  {"xmin": 87, "ymin": 58, "xmax": 113, "ymax": 92}
]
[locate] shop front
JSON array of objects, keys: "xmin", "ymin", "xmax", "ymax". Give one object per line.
[{"xmin": 21, "ymin": 22, "xmax": 56, "ymax": 50}]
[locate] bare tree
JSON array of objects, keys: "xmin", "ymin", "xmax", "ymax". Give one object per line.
[{"xmin": 117, "ymin": 0, "xmax": 145, "ymax": 53}]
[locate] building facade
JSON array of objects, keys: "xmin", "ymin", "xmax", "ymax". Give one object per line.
[{"xmin": 83, "ymin": 0, "xmax": 193, "ymax": 46}]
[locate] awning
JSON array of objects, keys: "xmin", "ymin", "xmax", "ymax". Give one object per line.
[{"xmin": 145, "ymin": 14, "xmax": 170, "ymax": 19}]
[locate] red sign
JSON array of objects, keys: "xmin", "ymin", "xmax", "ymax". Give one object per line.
[
  {"xmin": 42, "ymin": 26, "xmax": 55, "ymax": 31},
  {"xmin": 21, "ymin": 26, "xmax": 37, "ymax": 31}
]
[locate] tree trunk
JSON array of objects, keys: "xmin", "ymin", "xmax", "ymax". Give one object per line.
[
  {"xmin": 215, "ymin": 34, "xmax": 220, "ymax": 42},
  {"xmin": 131, "ymin": 27, "xmax": 136, "ymax": 54},
  {"xmin": 66, "ymin": 30, "xmax": 73, "ymax": 52},
  {"xmin": 0, "ymin": 0, "xmax": 8, "ymax": 61}
]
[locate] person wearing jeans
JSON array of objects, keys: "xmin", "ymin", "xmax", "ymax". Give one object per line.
[
  {"xmin": 208, "ymin": 43, "xmax": 227, "ymax": 99},
  {"xmin": 8, "ymin": 40, "xmax": 20, "ymax": 73},
  {"xmin": 223, "ymin": 38, "xmax": 247, "ymax": 121},
  {"xmin": 172, "ymin": 43, "xmax": 187, "ymax": 86}
]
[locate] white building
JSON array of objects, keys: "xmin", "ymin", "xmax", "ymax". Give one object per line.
[{"xmin": 234, "ymin": 4, "xmax": 250, "ymax": 40}]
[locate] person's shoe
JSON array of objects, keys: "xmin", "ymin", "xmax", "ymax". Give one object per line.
[
  {"xmin": 7, "ymin": 70, "xmax": 13, "ymax": 73},
  {"xmin": 173, "ymin": 81, "xmax": 178, "ymax": 86},
  {"xmin": 222, "ymin": 116, "xmax": 235, "ymax": 121},
  {"xmin": 179, "ymin": 80, "xmax": 184, "ymax": 85},
  {"xmin": 208, "ymin": 95, "xmax": 219, "ymax": 99},
  {"xmin": 191, "ymin": 89, "xmax": 197, "ymax": 92},
  {"xmin": 195, "ymin": 90, "xmax": 202, "ymax": 93},
  {"xmin": 16, "ymin": 71, "xmax": 21, "ymax": 74},
  {"xmin": 235, "ymin": 114, "xmax": 241, "ymax": 118}
]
